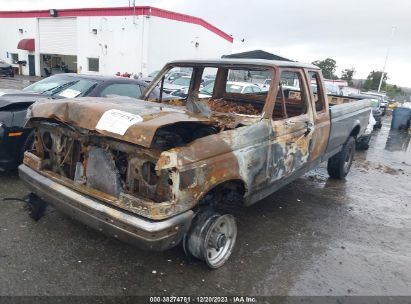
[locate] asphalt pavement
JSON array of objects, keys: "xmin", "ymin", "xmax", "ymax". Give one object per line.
[{"xmin": 0, "ymin": 77, "xmax": 410, "ymax": 296}]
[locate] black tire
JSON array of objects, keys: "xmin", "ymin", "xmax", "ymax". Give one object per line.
[
  {"xmin": 327, "ymin": 136, "xmax": 355, "ymax": 179},
  {"xmin": 356, "ymin": 135, "xmax": 371, "ymax": 151}
]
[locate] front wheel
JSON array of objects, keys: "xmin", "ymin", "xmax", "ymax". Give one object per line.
[
  {"xmin": 184, "ymin": 209, "xmax": 237, "ymax": 269},
  {"xmin": 327, "ymin": 136, "xmax": 355, "ymax": 179}
]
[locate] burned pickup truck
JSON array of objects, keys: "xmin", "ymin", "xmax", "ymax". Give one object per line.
[{"xmin": 19, "ymin": 59, "xmax": 371, "ymax": 268}]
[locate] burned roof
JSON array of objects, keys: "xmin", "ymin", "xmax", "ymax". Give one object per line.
[{"xmin": 167, "ymin": 58, "xmax": 319, "ymax": 70}]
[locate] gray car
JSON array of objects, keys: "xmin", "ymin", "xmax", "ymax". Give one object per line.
[
  {"xmin": 0, "ymin": 60, "xmax": 14, "ymax": 77},
  {"xmin": 162, "ymin": 75, "xmax": 192, "ymax": 94}
]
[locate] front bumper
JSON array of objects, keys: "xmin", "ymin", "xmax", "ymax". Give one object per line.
[
  {"xmin": 19, "ymin": 164, "xmax": 194, "ymax": 251},
  {"xmin": 0, "ymin": 126, "xmax": 26, "ymax": 170}
]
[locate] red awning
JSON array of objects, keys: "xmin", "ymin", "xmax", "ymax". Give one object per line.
[{"xmin": 17, "ymin": 39, "xmax": 35, "ymax": 51}]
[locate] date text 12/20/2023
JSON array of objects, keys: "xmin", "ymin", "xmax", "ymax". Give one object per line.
[{"xmin": 149, "ymin": 296, "xmax": 257, "ymax": 303}]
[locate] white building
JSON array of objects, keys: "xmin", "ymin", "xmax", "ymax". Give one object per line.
[{"xmin": 0, "ymin": 6, "xmax": 233, "ymax": 77}]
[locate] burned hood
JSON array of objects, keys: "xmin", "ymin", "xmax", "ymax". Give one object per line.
[{"xmin": 27, "ymin": 96, "xmax": 214, "ymax": 147}]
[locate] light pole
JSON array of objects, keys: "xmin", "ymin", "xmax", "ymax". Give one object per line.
[{"xmin": 378, "ymin": 26, "xmax": 396, "ymax": 92}]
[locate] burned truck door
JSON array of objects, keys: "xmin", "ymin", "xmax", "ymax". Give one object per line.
[
  {"xmin": 269, "ymin": 69, "xmax": 314, "ymax": 181},
  {"xmin": 306, "ymin": 70, "xmax": 331, "ymax": 161}
]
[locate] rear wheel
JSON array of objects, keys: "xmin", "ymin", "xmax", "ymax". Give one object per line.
[
  {"xmin": 184, "ymin": 209, "xmax": 237, "ymax": 269},
  {"xmin": 327, "ymin": 136, "xmax": 355, "ymax": 179}
]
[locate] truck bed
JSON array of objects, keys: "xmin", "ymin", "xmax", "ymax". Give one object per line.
[{"xmin": 323, "ymin": 97, "xmax": 372, "ymax": 160}]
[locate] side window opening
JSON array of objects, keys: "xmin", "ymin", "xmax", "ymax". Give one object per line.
[
  {"xmin": 272, "ymin": 70, "xmax": 308, "ymax": 120},
  {"xmin": 308, "ymin": 71, "xmax": 325, "ymax": 113}
]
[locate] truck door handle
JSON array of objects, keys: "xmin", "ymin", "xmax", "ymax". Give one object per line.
[{"xmin": 304, "ymin": 121, "xmax": 313, "ymax": 136}]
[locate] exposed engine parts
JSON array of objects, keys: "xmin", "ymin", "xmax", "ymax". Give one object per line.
[
  {"xmin": 29, "ymin": 117, "xmax": 225, "ymax": 215},
  {"xmin": 152, "ymin": 123, "xmax": 219, "ymax": 150},
  {"xmin": 85, "ymin": 147, "xmax": 122, "ymax": 197},
  {"xmin": 33, "ymin": 123, "xmax": 174, "ymax": 205}
]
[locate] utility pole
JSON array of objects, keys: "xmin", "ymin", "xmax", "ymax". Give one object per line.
[{"xmin": 378, "ymin": 26, "xmax": 396, "ymax": 92}]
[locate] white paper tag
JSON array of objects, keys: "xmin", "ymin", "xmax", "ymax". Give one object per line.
[
  {"xmin": 96, "ymin": 109, "xmax": 143, "ymax": 135},
  {"xmin": 58, "ymin": 88, "xmax": 81, "ymax": 98}
]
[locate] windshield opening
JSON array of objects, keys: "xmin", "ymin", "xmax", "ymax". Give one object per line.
[{"xmin": 144, "ymin": 65, "xmax": 272, "ymax": 117}]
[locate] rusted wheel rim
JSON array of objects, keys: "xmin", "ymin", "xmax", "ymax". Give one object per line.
[{"xmin": 203, "ymin": 214, "xmax": 237, "ymax": 268}]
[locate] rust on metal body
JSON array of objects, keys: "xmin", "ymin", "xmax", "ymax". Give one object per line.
[{"xmin": 24, "ymin": 59, "xmax": 331, "ymax": 220}]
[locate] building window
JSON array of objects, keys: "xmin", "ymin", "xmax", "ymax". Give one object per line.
[
  {"xmin": 88, "ymin": 58, "xmax": 99, "ymax": 72},
  {"xmin": 11, "ymin": 53, "xmax": 19, "ymax": 64}
]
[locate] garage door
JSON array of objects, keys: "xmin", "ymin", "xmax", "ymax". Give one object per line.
[{"xmin": 39, "ymin": 18, "xmax": 77, "ymax": 55}]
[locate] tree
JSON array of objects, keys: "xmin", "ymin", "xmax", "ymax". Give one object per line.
[
  {"xmin": 312, "ymin": 58, "xmax": 337, "ymax": 79},
  {"xmin": 341, "ymin": 68, "xmax": 355, "ymax": 86},
  {"xmin": 362, "ymin": 71, "xmax": 403, "ymax": 98},
  {"xmin": 363, "ymin": 71, "xmax": 387, "ymax": 91},
  {"xmin": 385, "ymin": 84, "xmax": 403, "ymax": 98}
]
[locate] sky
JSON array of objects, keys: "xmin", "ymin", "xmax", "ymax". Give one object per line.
[{"xmin": 1, "ymin": 0, "xmax": 410, "ymax": 87}]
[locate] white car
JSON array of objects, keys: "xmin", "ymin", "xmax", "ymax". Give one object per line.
[
  {"xmin": 142, "ymin": 70, "xmax": 190, "ymax": 84},
  {"xmin": 199, "ymin": 81, "xmax": 262, "ymax": 97},
  {"xmin": 259, "ymin": 79, "xmax": 272, "ymax": 91},
  {"xmin": 363, "ymin": 91, "xmax": 389, "ymax": 114}
]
